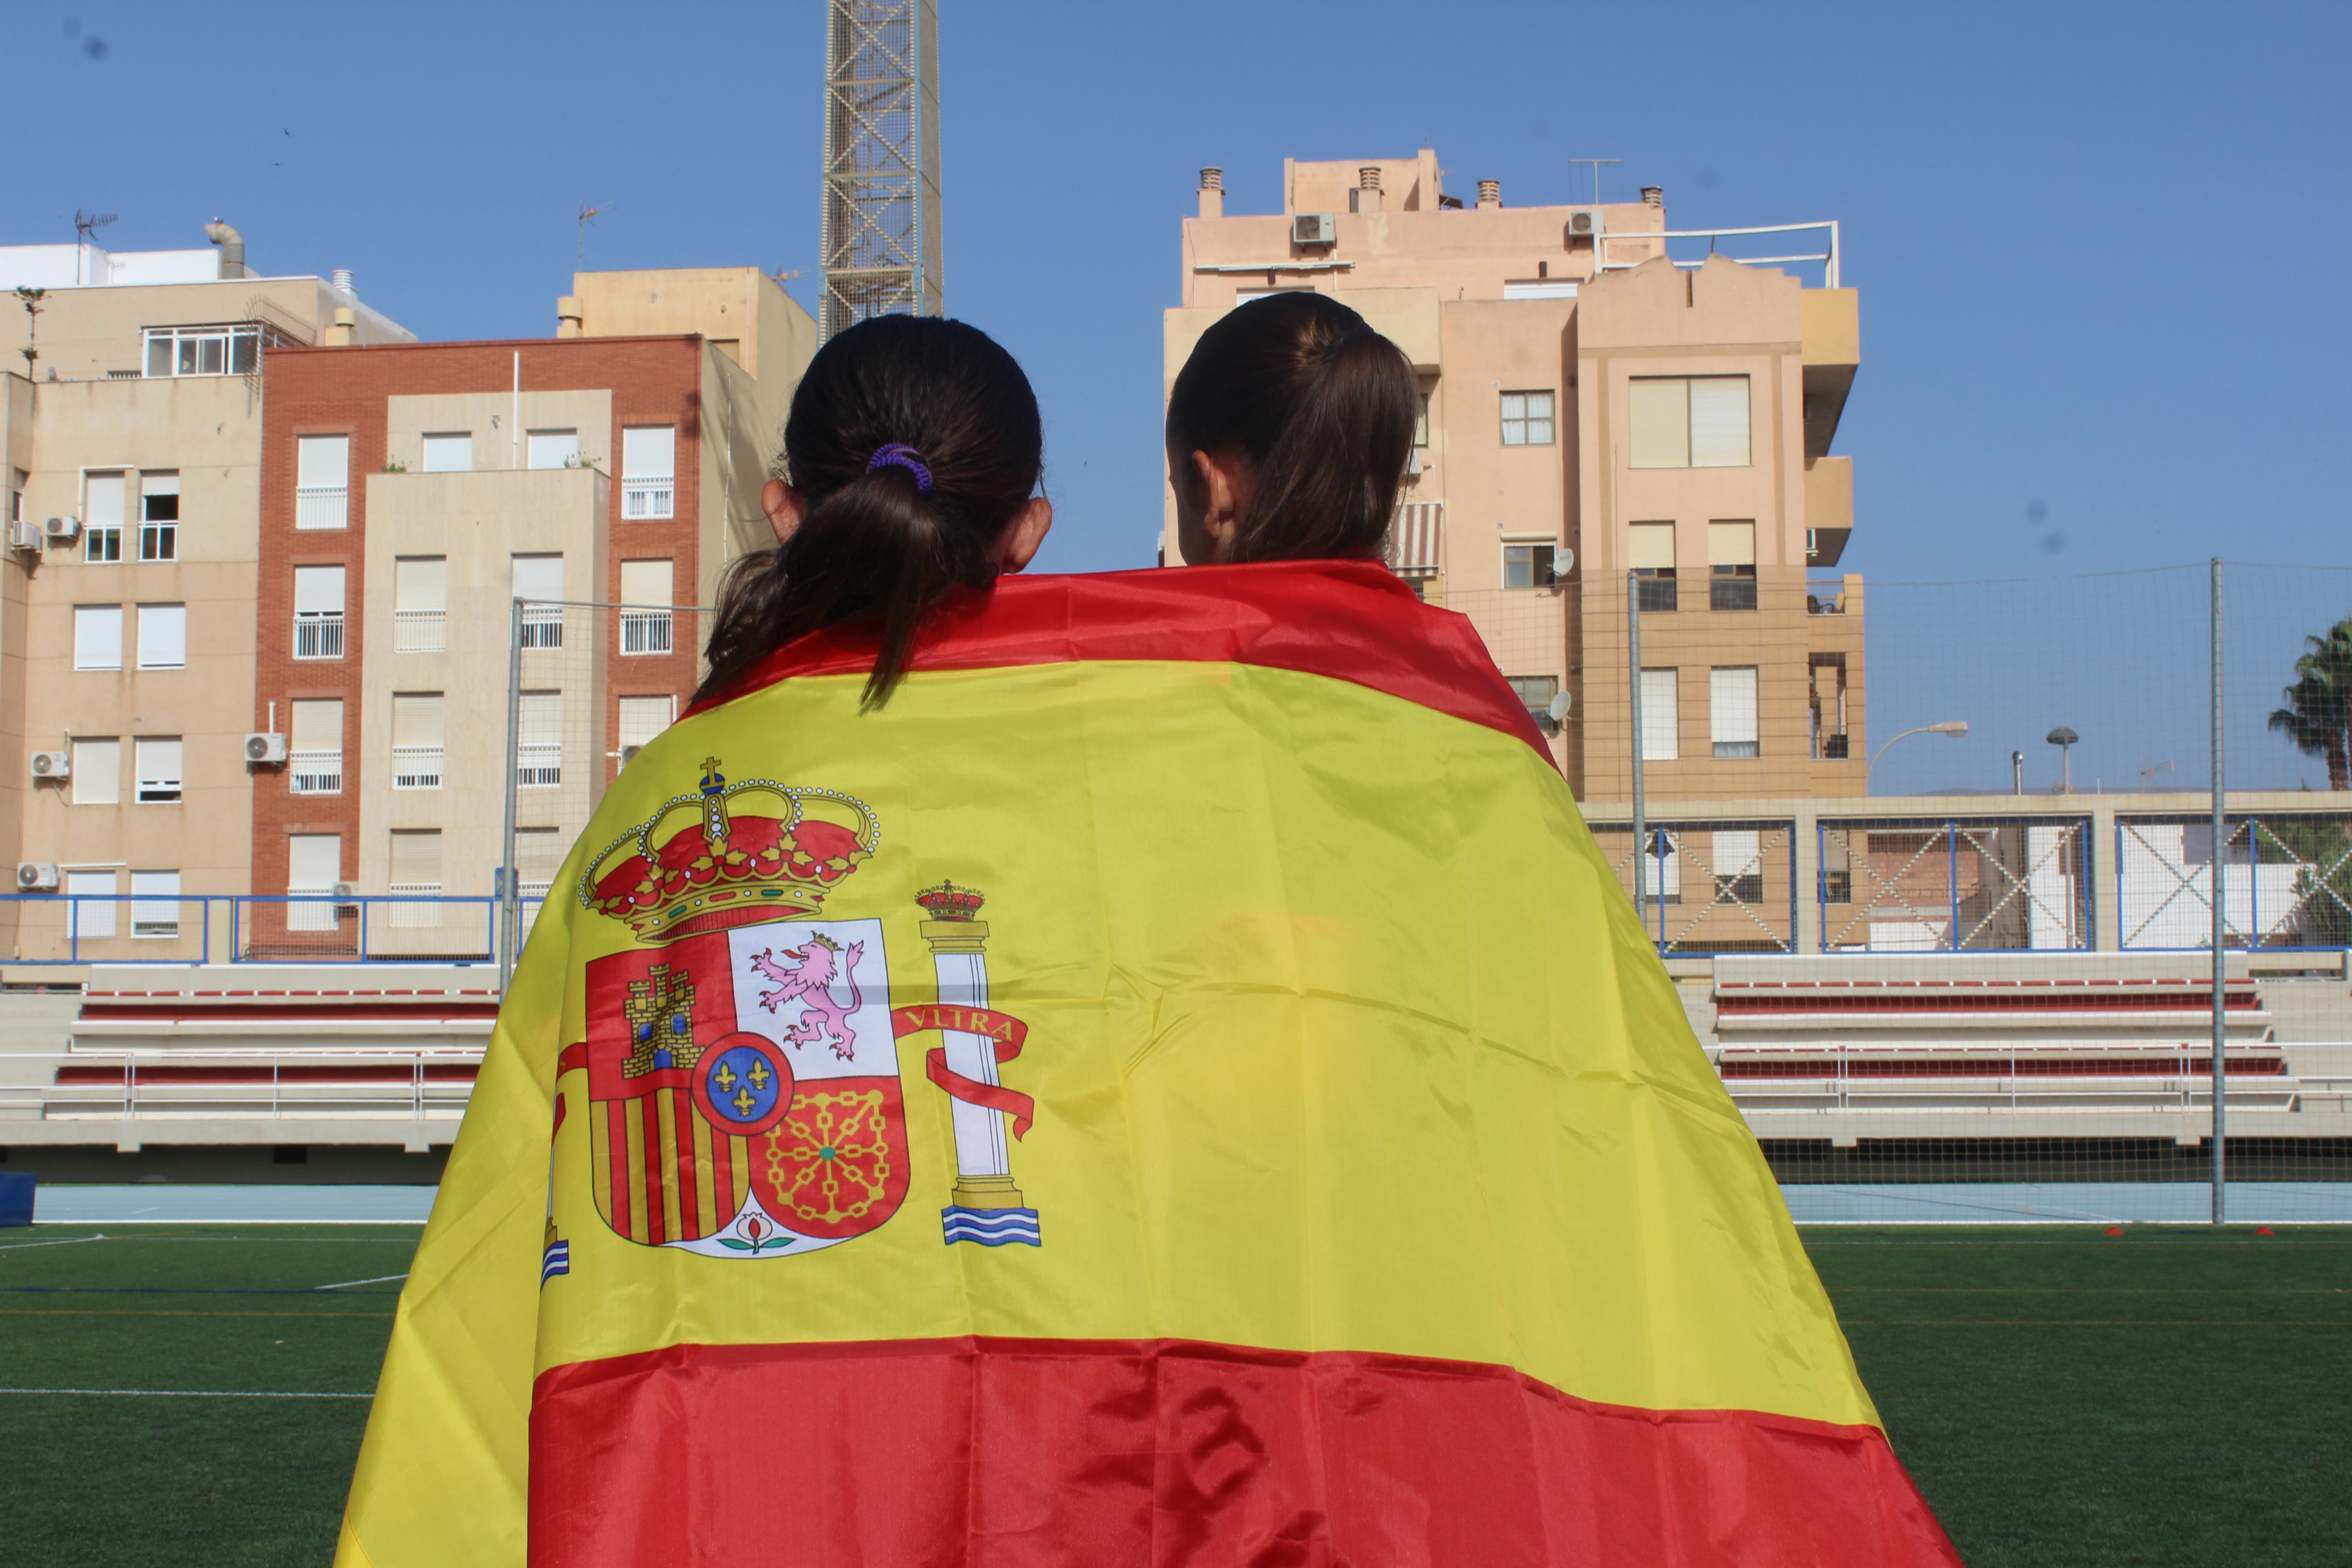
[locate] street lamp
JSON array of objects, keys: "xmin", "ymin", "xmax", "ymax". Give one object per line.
[
  {"xmin": 1869, "ymin": 720, "xmax": 1970, "ymax": 783},
  {"xmin": 2047, "ymin": 725, "xmax": 2079, "ymax": 794}
]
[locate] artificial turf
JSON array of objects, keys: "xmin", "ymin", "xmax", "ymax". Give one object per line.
[{"xmin": 0, "ymin": 1222, "xmax": 2344, "ymax": 1565}]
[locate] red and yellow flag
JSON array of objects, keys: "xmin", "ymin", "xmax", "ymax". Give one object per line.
[{"xmin": 338, "ymin": 561, "xmax": 1956, "ymax": 1567}]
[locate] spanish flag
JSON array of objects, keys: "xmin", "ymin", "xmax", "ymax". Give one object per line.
[{"xmin": 338, "ymin": 560, "xmax": 1956, "ymax": 1567}]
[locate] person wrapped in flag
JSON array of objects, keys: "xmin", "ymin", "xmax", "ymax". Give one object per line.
[{"xmin": 336, "ymin": 308, "xmax": 1958, "ymax": 1566}]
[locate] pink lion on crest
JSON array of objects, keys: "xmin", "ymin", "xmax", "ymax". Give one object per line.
[{"xmin": 748, "ymin": 934, "xmax": 866, "ymax": 1061}]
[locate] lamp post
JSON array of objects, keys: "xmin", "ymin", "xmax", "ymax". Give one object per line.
[
  {"xmin": 1868, "ymin": 720, "xmax": 1970, "ymax": 785},
  {"xmin": 2047, "ymin": 725, "xmax": 2079, "ymax": 794}
]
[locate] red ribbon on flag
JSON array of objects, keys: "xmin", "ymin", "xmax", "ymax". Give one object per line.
[{"xmin": 892, "ymin": 1004, "xmax": 1034, "ymax": 1141}]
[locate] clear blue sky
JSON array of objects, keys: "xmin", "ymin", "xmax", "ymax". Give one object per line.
[{"xmin": 5, "ymin": 0, "xmax": 2348, "ymax": 585}]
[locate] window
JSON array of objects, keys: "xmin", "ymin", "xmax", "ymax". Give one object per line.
[
  {"xmin": 394, "ymin": 558, "xmax": 447, "ymax": 653},
  {"xmin": 618, "ymin": 695, "xmax": 675, "ymax": 761},
  {"xmin": 135, "ymin": 737, "xmax": 183, "ymax": 804},
  {"xmin": 71, "ymin": 737, "xmax": 119, "ymax": 805},
  {"xmin": 513, "ymin": 555, "xmax": 565, "ymax": 647},
  {"xmin": 1508, "ymin": 675, "xmax": 1561, "ymax": 735},
  {"xmin": 135, "ymin": 471, "xmax": 181, "ymax": 560},
  {"xmin": 1709, "ymin": 520, "xmax": 1757, "ymax": 611},
  {"xmin": 1637, "ymin": 832, "xmax": 1681, "ymax": 904},
  {"xmin": 527, "ymin": 429, "xmax": 580, "ymax": 470},
  {"xmin": 620, "ymin": 559, "xmax": 674, "ymax": 655},
  {"xmin": 74, "ymin": 605, "xmax": 123, "ymax": 670},
  {"xmin": 1810, "ymin": 656, "xmax": 1849, "ymax": 760},
  {"xmin": 137, "ymin": 603, "xmax": 186, "ymax": 669},
  {"xmin": 1710, "ymin": 666, "xmax": 1759, "ymax": 759},
  {"xmin": 131, "ymin": 871, "xmax": 181, "ymax": 939},
  {"xmin": 1639, "ymin": 668, "xmax": 1679, "ymax": 761},
  {"xmin": 9, "ymin": 468, "xmax": 24, "ymax": 526},
  {"xmin": 622, "ymin": 426, "xmax": 676, "ymax": 519},
  {"xmin": 392, "ymin": 694, "xmax": 445, "ymax": 789},
  {"xmin": 1499, "ymin": 391, "xmax": 1555, "ymax": 446},
  {"xmin": 289, "ymin": 699, "xmax": 343, "ymax": 794},
  {"xmin": 1503, "ymin": 541, "xmax": 1556, "ymax": 589},
  {"xmin": 1630, "ymin": 522, "xmax": 1677, "ymax": 611},
  {"xmin": 296, "ymin": 436, "xmax": 350, "ymax": 529},
  {"xmin": 1414, "ymin": 392, "xmax": 1430, "ymax": 448},
  {"xmin": 293, "ymin": 566, "xmax": 346, "ymax": 659},
  {"xmin": 84, "ymin": 472, "xmax": 125, "ymax": 562},
  {"xmin": 142, "ymin": 323, "xmax": 264, "ymax": 377},
  {"xmin": 1712, "ymin": 830, "xmax": 1764, "ymax": 905},
  {"xmin": 517, "ymin": 691, "xmax": 561, "ymax": 787},
  {"xmin": 514, "ymin": 827, "xmax": 562, "ymax": 902},
  {"xmin": 1629, "ymin": 376, "xmax": 1750, "ymax": 469},
  {"xmin": 287, "ymin": 833, "xmax": 342, "ymax": 932},
  {"xmin": 66, "ymin": 870, "xmax": 116, "ymax": 940},
  {"xmin": 389, "ymin": 830, "xmax": 443, "ymax": 928},
  {"xmin": 421, "ymin": 433, "xmax": 474, "ymax": 473}
]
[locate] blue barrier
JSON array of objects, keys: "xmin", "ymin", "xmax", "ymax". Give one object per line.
[
  {"xmin": 0, "ymin": 1172, "xmax": 34, "ymax": 1227},
  {"xmin": 0, "ymin": 893, "xmax": 513, "ymax": 966}
]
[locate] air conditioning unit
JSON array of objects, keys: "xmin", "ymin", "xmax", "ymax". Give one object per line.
[
  {"xmin": 44, "ymin": 515, "xmax": 80, "ymax": 542},
  {"xmin": 1292, "ymin": 212, "xmax": 1337, "ymax": 245},
  {"xmin": 1565, "ymin": 208, "xmax": 1605, "ymax": 239},
  {"xmin": 29, "ymin": 750, "xmax": 69, "ymax": 781},
  {"xmin": 245, "ymin": 732, "xmax": 287, "ymax": 764},
  {"xmin": 619, "ymin": 744, "xmax": 645, "ymax": 769},
  {"xmin": 15, "ymin": 862, "xmax": 60, "ymax": 892},
  {"xmin": 6, "ymin": 519, "xmax": 39, "ymax": 552},
  {"xmin": 332, "ymin": 881, "xmax": 358, "ymax": 900}
]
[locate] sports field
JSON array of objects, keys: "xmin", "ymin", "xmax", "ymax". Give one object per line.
[{"xmin": 0, "ymin": 1224, "xmax": 2344, "ymax": 1566}]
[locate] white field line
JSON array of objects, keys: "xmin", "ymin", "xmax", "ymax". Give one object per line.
[
  {"xmin": 0, "ymin": 1234, "xmax": 108, "ymax": 1253},
  {"xmin": 315, "ymin": 1273, "xmax": 408, "ymax": 1291},
  {"xmin": 0, "ymin": 1387, "xmax": 372, "ymax": 1399}
]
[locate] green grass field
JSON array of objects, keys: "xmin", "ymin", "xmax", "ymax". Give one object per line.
[{"xmin": 0, "ymin": 1223, "xmax": 2344, "ymax": 1565}]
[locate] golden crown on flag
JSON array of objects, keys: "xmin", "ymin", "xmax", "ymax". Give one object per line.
[
  {"xmin": 914, "ymin": 881, "xmax": 985, "ymax": 922},
  {"xmin": 578, "ymin": 757, "xmax": 881, "ymax": 944}
]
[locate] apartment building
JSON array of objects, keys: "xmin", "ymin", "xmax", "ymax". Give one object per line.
[
  {"xmin": 1163, "ymin": 153, "xmax": 1866, "ymax": 806},
  {"xmin": 0, "ymin": 228, "xmax": 415, "ymax": 963},
  {"xmin": 245, "ymin": 269, "xmax": 812, "ymax": 958}
]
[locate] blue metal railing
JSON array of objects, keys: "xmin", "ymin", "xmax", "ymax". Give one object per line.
[{"xmin": 0, "ymin": 893, "xmax": 524, "ymax": 966}]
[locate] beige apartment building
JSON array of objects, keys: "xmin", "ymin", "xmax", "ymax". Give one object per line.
[
  {"xmin": 1163, "ymin": 153, "xmax": 1866, "ymax": 809},
  {"xmin": 0, "ymin": 230, "xmax": 415, "ymax": 963}
]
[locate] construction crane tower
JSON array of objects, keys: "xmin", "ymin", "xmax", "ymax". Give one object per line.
[{"xmin": 819, "ymin": 0, "xmax": 942, "ymax": 339}]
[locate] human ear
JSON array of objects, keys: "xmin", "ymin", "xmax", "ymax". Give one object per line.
[
  {"xmin": 1194, "ymin": 449, "xmax": 1245, "ymax": 562},
  {"xmin": 992, "ymin": 495, "xmax": 1054, "ymax": 573},
  {"xmin": 762, "ymin": 478, "xmax": 808, "ymax": 545}
]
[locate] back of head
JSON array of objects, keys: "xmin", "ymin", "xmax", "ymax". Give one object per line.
[
  {"xmin": 698, "ymin": 314, "xmax": 1042, "ymax": 708},
  {"xmin": 1166, "ymin": 291, "xmax": 1418, "ymax": 563}
]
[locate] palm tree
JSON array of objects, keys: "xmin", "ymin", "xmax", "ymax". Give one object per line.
[{"xmin": 2269, "ymin": 618, "xmax": 2352, "ymax": 791}]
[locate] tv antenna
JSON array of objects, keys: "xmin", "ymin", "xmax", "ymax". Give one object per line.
[
  {"xmin": 74, "ymin": 211, "xmax": 117, "ymax": 284},
  {"xmin": 2141, "ymin": 760, "xmax": 2174, "ymax": 789},
  {"xmin": 1565, "ymin": 158, "xmax": 1621, "ymax": 206},
  {"xmin": 576, "ymin": 201, "xmax": 614, "ymax": 267}
]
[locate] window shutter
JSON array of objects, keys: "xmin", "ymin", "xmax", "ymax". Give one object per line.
[
  {"xmin": 72, "ymin": 738, "xmax": 119, "ymax": 805},
  {"xmin": 1710, "ymin": 666, "xmax": 1759, "ymax": 745},
  {"xmin": 622, "ymin": 426, "xmax": 676, "ymax": 479},
  {"xmin": 1689, "ymin": 377, "xmax": 1750, "ymax": 468},
  {"xmin": 527, "ymin": 430, "xmax": 580, "ymax": 470},
  {"xmin": 515, "ymin": 827, "xmax": 562, "ymax": 886},
  {"xmin": 1639, "ymin": 668, "xmax": 1680, "ymax": 760},
  {"xmin": 391, "ymin": 694, "xmax": 446, "ymax": 749},
  {"xmin": 394, "ymin": 557, "xmax": 447, "ymax": 611},
  {"xmin": 137, "ymin": 738, "xmax": 183, "ymax": 788},
  {"xmin": 137, "ymin": 603, "xmax": 187, "ymax": 668},
  {"xmin": 75, "ymin": 605, "xmax": 124, "ymax": 670},
  {"xmin": 67, "ymin": 870, "xmax": 117, "ymax": 938},
  {"xmin": 390, "ymin": 829, "xmax": 443, "ymax": 887},
  {"xmin": 1628, "ymin": 523, "xmax": 1676, "ymax": 571},
  {"xmin": 511, "ymin": 554, "xmax": 565, "ymax": 603},
  {"xmin": 297, "ymin": 436, "xmax": 349, "ymax": 488},
  {"xmin": 519, "ymin": 691, "xmax": 562, "ymax": 747},
  {"xmin": 140, "ymin": 471, "xmax": 180, "ymax": 503},
  {"xmin": 421, "ymin": 433, "xmax": 473, "ymax": 473},
  {"xmin": 618, "ymin": 695, "xmax": 675, "ymax": 748},
  {"xmin": 619, "ymin": 559, "xmax": 672, "ymax": 606},
  {"xmin": 131, "ymin": 871, "xmax": 181, "ymax": 931},
  {"xmin": 1628, "ymin": 379, "xmax": 1689, "ymax": 469},
  {"xmin": 294, "ymin": 566, "xmax": 346, "ymax": 613},
  {"xmin": 86, "ymin": 473, "xmax": 126, "ymax": 525},
  {"xmin": 290, "ymin": 700, "xmax": 342, "ymax": 751},
  {"xmin": 1708, "ymin": 520, "xmax": 1756, "ymax": 567},
  {"xmin": 287, "ymin": 834, "xmax": 342, "ymax": 892},
  {"xmin": 1712, "ymin": 829, "xmax": 1762, "ymax": 878}
]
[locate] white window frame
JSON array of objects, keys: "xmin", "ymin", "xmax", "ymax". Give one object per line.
[
  {"xmin": 130, "ymin": 870, "xmax": 182, "ymax": 939},
  {"xmin": 1639, "ymin": 667, "xmax": 1680, "ymax": 761},
  {"xmin": 1710, "ymin": 666, "xmax": 1760, "ymax": 759},
  {"xmin": 287, "ymin": 833, "xmax": 342, "ymax": 933},
  {"xmin": 136, "ymin": 603, "xmax": 187, "ymax": 670},
  {"xmin": 83, "ymin": 471, "xmax": 125, "ymax": 563},
  {"xmin": 138, "ymin": 470, "xmax": 179, "ymax": 561},
  {"xmin": 420, "ymin": 432, "xmax": 474, "ymax": 474},
  {"xmin": 66, "ymin": 870, "xmax": 117, "ymax": 940},
  {"xmin": 143, "ymin": 323, "xmax": 266, "ymax": 378},
  {"xmin": 1499, "ymin": 390, "xmax": 1556, "ymax": 447},
  {"xmin": 134, "ymin": 737, "xmax": 183, "ymax": 804},
  {"xmin": 296, "ymin": 436, "xmax": 350, "ymax": 530},
  {"xmin": 74, "ymin": 604, "xmax": 124, "ymax": 671},
  {"xmin": 1502, "ymin": 540, "xmax": 1557, "ymax": 590},
  {"xmin": 621, "ymin": 426, "xmax": 676, "ymax": 520},
  {"xmin": 71, "ymin": 737, "xmax": 120, "ymax": 806},
  {"xmin": 1629, "ymin": 376, "xmax": 1751, "ymax": 469}
]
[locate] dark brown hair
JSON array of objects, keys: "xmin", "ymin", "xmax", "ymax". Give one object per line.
[
  {"xmin": 1164, "ymin": 291, "xmax": 1417, "ymax": 562},
  {"xmin": 696, "ymin": 315, "xmax": 1043, "ymax": 708}
]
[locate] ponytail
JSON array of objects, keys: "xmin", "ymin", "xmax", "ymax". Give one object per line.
[{"xmin": 696, "ymin": 316, "xmax": 1042, "ymax": 709}]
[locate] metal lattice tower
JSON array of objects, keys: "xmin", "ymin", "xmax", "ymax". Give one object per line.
[{"xmin": 819, "ymin": 0, "xmax": 942, "ymax": 339}]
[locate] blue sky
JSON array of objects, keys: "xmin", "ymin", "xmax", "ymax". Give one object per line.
[{"xmin": 5, "ymin": 0, "xmax": 2349, "ymax": 589}]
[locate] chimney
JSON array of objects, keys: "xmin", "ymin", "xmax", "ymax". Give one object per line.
[
  {"xmin": 324, "ymin": 306, "xmax": 357, "ymax": 348},
  {"xmin": 331, "ymin": 269, "xmax": 356, "ymax": 296},
  {"xmin": 204, "ymin": 219, "xmax": 246, "ymax": 279},
  {"xmin": 1198, "ymin": 167, "xmax": 1224, "ymax": 220},
  {"xmin": 1476, "ymin": 180, "xmax": 1501, "ymax": 210},
  {"xmin": 1642, "ymin": 186, "xmax": 1664, "ymax": 209},
  {"xmin": 1357, "ymin": 166, "xmax": 1384, "ymax": 215},
  {"xmin": 557, "ymin": 295, "xmax": 584, "ymax": 338}
]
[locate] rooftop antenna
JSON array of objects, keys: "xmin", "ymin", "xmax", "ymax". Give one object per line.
[
  {"xmin": 1564, "ymin": 158, "xmax": 1621, "ymax": 206},
  {"xmin": 820, "ymin": 0, "xmax": 942, "ymax": 340},
  {"xmin": 73, "ymin": 211, "xmax": 117, "ymax": 284},
  {"xmin": 576, "ymin": 201, "xmax": 613, "ymax": 268}
]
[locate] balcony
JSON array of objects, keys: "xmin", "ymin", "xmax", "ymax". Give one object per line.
[
  {"xmin": 516, "ymin": 745, "xmax": 561, "ymax": 789},
  {"xmin": 394, "ymin": 608, "xmax": 446, "ymax": 653},
  {"xmin": 391, "ymin": 746, "xmax": 443, "ymax": 790},
  {"xmin": 293, "ymin": 612, "xmax": 345, "ymax": 660},
  {"xmin": 295, "ymin": 485, "xmax": 348, "ymax": 530},
  {"xmin": 621, "ymin": 610, "xmax": 673, "ymax": 656},
  {"xmin": 1814, "ymin": 732, "xmax": 1851, "ymax": 761},
  {"xmin": 622, "ymin": 477, "xmax": 674, "ymax": 520},
  {"xmin": 519, "ymin": 605, "xmax": 564, "ymax": 650},
  {"xmin": 289, "ymin": 750, "xmax": 343, "ymax": 794},
  {"xmin": 1807, "ymin": 578, "xmax": 1850, "ymax": 615}
]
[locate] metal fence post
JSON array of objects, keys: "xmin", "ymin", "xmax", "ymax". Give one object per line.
[
  {"xmin": 2210, "ymin": 557, "xmax": 2227, "ymax": 1225},
  {"xmin": 498, "ymin": 597, "xmax": 525, "ymax": 991},
  {"xmin": 1627, "ymin": 571, "xmax": 1648, "ymax": 944}
]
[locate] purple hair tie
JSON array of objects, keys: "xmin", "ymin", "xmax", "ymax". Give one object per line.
[{"xmin": 867, "ymin": 443, "xmax": 933, "ymax": 494}]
